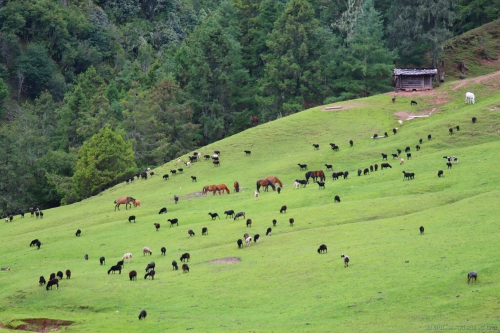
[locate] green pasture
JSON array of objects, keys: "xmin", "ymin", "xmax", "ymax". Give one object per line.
[{"xmin": 1, "ymin": 77, "xmax": 500, "ymax": 332}]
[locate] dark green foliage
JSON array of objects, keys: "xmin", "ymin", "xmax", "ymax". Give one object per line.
[{"xmin": 16, "ymin": 43, "xmax": 57, "ymax": 98}]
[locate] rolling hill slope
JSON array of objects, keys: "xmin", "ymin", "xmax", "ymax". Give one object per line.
[{"xmin": 0, "ymin": 72, "xmax": 499, "ymax": 332}]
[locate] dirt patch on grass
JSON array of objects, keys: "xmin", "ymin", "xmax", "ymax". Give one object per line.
[
  {"xmin": 450, "ymin": 69, "xmax": 500, "ymax": 90},
  {"xmin": 209, "ymin": 257, "xmax": 241, "ymax": 264},
  {"xmin": 321, "ymin": 103, "xmax": 363, "ymax": 111},
  {"xmin": 394, "ymin": 108, "xmax": 438, "ymax": 120},
  {"xmin": 3, "ymin": 318, "xmax": 73, "ymax": 332}
]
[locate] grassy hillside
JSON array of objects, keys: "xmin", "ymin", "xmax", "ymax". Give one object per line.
[
  {"xmin": 441, "ymin": 19, "xmax": 500, "ymax": 79},
  {"xmin": 0, "ymin": 72, "xmax": 500, "ymax": 332}
]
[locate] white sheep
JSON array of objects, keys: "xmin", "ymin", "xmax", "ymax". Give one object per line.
[
  {"xmin": 245, "ymin": 236, "xmax": 252, "ymax": 246},
  {"xmin": 294, "ymin": 181, "xmax": 300, "ymax": 189},
  {"xmin": 122, "ymin": 253, "xmax": 133, "ymax": 262},
  {"xmin": 465, "ymin": 92, "xmax": 475, "ymax": 104},
  {"xmin": 254, "ymin": 191, "xmax": 259, "ymax": 199}
]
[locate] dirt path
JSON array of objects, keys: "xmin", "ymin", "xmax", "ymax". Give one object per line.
[{"xmin": 450, "ymin": 69, "xmax": 500, "ymax": 90}]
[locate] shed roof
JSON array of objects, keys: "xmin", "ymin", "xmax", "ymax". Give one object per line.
[{"xmin": 393, "ymin": 68, "xmax": 438, "ymax": 76}]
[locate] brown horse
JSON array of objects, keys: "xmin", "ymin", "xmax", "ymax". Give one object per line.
[
  {"xmin": 264, "ymin": 176, "xmax": 283, "ymax": 188},
  {"xmin": 215, "ymin": 184, "xmax": 230, "ymax": 194},
  {"xmin": 114, "ymin": 197, "xmax": 136, "ymax": 211},
  {"xmin": 203, "ymin": 185, "xmax": 220, "ymax": 195},
  {"xmin": 256, "ymin": 179, "xmax": 276, "ymax": 192},
  {"xmin": 133, "ymin": 200, "xmax": 141, "ymax": 207},
  {"xmin": 305, "ymin": 171, "xmax": 325, "ymax": 183},
  {"xmin": 234, "ymin": 181, "xmax": 240, "ymax": 193}
]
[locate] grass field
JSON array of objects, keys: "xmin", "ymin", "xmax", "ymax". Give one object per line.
[{"xmin": 1, "ymin": 72, "xmax": 500, "ymax": 332}]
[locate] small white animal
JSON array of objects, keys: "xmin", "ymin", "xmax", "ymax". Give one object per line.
[
  {"xmin": 254, "ymin": 191, "xmax": 259, "ymax": 199},
  {"xmin": 465, "ymin": 92, "xmax": 475, "ymax": 104}
]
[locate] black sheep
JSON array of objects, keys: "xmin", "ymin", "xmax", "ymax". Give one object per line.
[
  {"xmin": 381, "ymin": 153, "xmax": 388, "ymax": 160},
  {"xmin": 254, "ymin": 234, "xmax": 260, "ymax": 243},
  {"xmin": 318, "ymin": 244, "xmax": 327, "ymax": 254},
  {"xmin": 191, "ymin": 176, "xmax": 197, "ymax": 182},
  {"xmin": 438, "ymin": 170, "xmax": 444, "ymax": 177},
  {"xmin": 100, "ymin": 257, "xmax": 105, "ymax": 265},
  {"xmin": 108, "ymin": 265, "xmax": 122, "ymax": 274},
  {"xmin": 182, "ymin": 264, "xmax": 190, "ymax": 273},
  {"xmin": 163, "ymin": 174, "xmax": 169, "ymax": 180},
  {"xmin": 317, "ymin": 181, "xmax": 325, "ymax": 189},
  {"xmin": 161, "ymin": 247, "xmax": 166, "ymax": 255},
  {"xmin": 65, "ymin": 269, "xmax": 71, "ymax": 279},
  {"xmin": 334, "ymin": 195, "xmax": 341, "ymax": 203},
  {"xmin": 116, "ymin": 260, "xmax": 124, "ymax": 267},
  {"xmin": 244, "ymin": 150, "xmax": 251, "ymax": 155},
  {"xmin": 159, "ymin": 207, "xmax": 167, "ymax": 214},
  {"xmin": 39, "ymin": 276, "xmax": 46, "ymax": 286},
  {"xmin": 154, "ymin": 223, "xmax": 161, "ymax": 231},
  {"xmin": 202, "ymin": 227, "xmax": 208, "ymax": 235},
  {"xmin": 168, "ymin": 218, "xmax": 178, "ymax": 227},
  {"xmin": 188, "ymin": 229, "xmax": 195, "ymax": 237},
  {"xmin": 341, "ymin": 254, "xmax": 350, "ymax": 267},
  {"xmin": 266, "ymin": 227, "xmax": 272, "ymax": 236},
  {"xmin": 289, "ymin": 218, "xmax": 294, "ymax": 226},
  {"xmin": 272, "ymin": 219, "xmax": 277, "ymax": 227},
  {"xmin": 363, "ymin": 168, "xmax": 369, "ymax": 175},
  {"xmin": 349, "ymin": 140, "xmax": 353, "ymax": 147},
  {"xmin": 30, "ymin": 239, "xmax": 39, "ymax": 247},
  {"xmin": 174, "ymin": 195, "xmax": 179, "ymax": 204},
  {"xmin": 246, "ymin": 219, "xmax": 252, "ymax": 227},
  {"xmin": 128, "ymin": 215, "xmax": 136, "ymax": 223},
  {"xmin": 208, "ymin": 212, "xmax": 220, "ymax": 220},
  {"xmin": 298, "ymin": 163, "xmax": 308, "ymax": 170},
  {"xmin": 407, "ymin": 153, "xmax": 411, "ymax": 159},
  {"xmin": 46, "ymin": 278, "xmax": 59, "ymax": 290},
  {"xmin": 50, "ymin": 273, "xmax": 56, "ymax": 280},
  {"xmin": 472, "ymin": 117, "xmax": 477, "ymax": 123},
  {"xmin": 357, "ymin": 169, "xmax": 362, "ymax": 176},
  {"xmin": 449, "ymin": 128, "xmax": 453, "ymax": 135},
  {"xmin": 312, "ymin": 144, "xmax": 319, "ymax": 150},
  {"xmin": 139, "ymin": 310, "xmax": 147, "ymax": 320},
  {"xmin": 416, "ymin": 145, "xmax": 421, "ymax": 151},
  {"xmin": 144, "ymin": 270, "xmax": 155, "ymax": 280},
  {"xmin": 428, "ymin": 134, "xmax": 431, "ymax": 140},
  {"xmin": 369, "ymin": 165, "xmax": 374, "ymax": 172},
  {"xmin": 57, "ymin": 271, "xmax": 63, "ymax": 279},
  {"xmin": 280, "ymin": 205, "xmax": 287, "ymax": 213},
  {"xmin": 420, "ymin": 226, "xmax": 424, "ymax": 234},
  {"xmin": 145, "ymin": 262, "xmax": 155, "ymax": 272},
  {"xmin": 467, "ymin": 271, "xmax": 477, "ymax": 284},
  {"xmin": 325, "ymin": 164, "xmax": 333, "ymax": 170},
  {"xmin": 234, "ymin": 212, "xmax": 245, "ymax": 220},
  {"xmin": 180, "ymin": 253, "xmax": 190, "ymax": 262},
  {"xmin": 381, "ymin": 163, "xmax": 392, "ymax": 169},
  {"xmin": 75, "ymin": 229, "xmax": 81, "ymax": 237},
  {"xmin": 405, "ymin": 146, "xmax": 410, "ymax": 152},
  {"xmin": 447, "ymin": 162, "xmax": 452, "ymax": 169},
  {"xmin": 84, "ymin": 254, "xmax": 89, "ymax": 260},
  {"xmin": 172, "ymin": 260, "xmax": 178, "ymax": 270},
  {"xmin": 129, "ymin": 270, "xmax": 137, "ymax": 281}
]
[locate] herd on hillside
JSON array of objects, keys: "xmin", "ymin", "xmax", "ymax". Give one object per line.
[{"xmin": 3, "ymin": 93, "xmax": 480, "ymax": 320}]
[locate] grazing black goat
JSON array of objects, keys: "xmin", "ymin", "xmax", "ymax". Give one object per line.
[
  {"xmin": 39, "ymin": 276, "xmax": 46, "ymax": 286},
  {"xmin": 168, "ymin": 218, "xmax": 179, "ymax": 227},
  {"xmin": 159, "ymin": 207, "xmax": 167, "ymax": 214},
  {"xmin": 191, "ymin": 176, "xmax": 197, "ymax": 182},
  {"xmin": 318, "ymin": 244, "xmax": 327, "ymax": 254},
  {"xmin": 76, "ymin": 229, "xmax": 81, "ymax": 237},
  {"xmin": 244, "ymin": 150, "xmax": 251, "ymax": 155},
  {"xmin": 180, "ymin": 253, "xmax": 190, "ymax": 262},
  {"xmin": 224, "ymin": 210, "xmax": 235, "ymax": 218},
  {"xmin": 139, "ymin": 310, "xmax": 147, "ymax": 320},
  {"xmin": 145, "ymin": 262, "xmax": 155, "ymax": 272},
  {"xmin": 234, "ymin": 212, "xmax": 245, "ymax": 220},
  {"xmin": 334, "ymin": 195, "xmax": 341, "ymax": 203},
  {"xmin": 438, "ymin": 170, "xmax": 444, "ymax": 177},
  {"xmin": 325, "ymin": 164, "xmax": 333, "ymax": 170},
  {"xmin": 312, "ymin": 144, "xmax": 319, "ymax": 149},
  {"xmin": 172, "ymin": 260, "xmax": 178, "ymax": 270},
  {"xmin": 208, "ymin": 212, "xmax": 220, "ymax": 220},
  {"xmin": 188, "ymin": 229, "xmax": 195, "ymax": 237},
  {"xmin": 108, "ymin": 265, "xmax": 122, "ymax": 274},
  {"xmin": 144, "ymin": 270, "xmax": 155, "ymax": 280},
  {"xmin": 46, "ymin": 278, "xmax": 59, "ymax": 290},
  {"xmin": 298, "ymin": 164, "xmax": 308, "ymax": 170},
  {"xmin": 280, "ymin": 205, "xmax": 287, "ymax": 213},
  {"xmin": 128, "ymin": 215, "xmax": 136, "ymax": 223}
]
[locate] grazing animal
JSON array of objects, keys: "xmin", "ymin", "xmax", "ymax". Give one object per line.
[
  {"xmin": 266, "ymin": 227, "xmax": 272, "ymax": 236},
  {"xmin": 397, "ymin": 149, "xmax": 402, "ymax": 155},
  {"xmin": 370, "ymin": 165, "xmax": 374, "ymax": 172},
  {"xmin": 332, "ymin": 172, "xmax": 339, "ymax": 181},
  {"xmin": 180, "ymin": 253, "xmax": 190, "ymax": 262},
  {"xmin": 465, "ymin": 92, "xmax": 475, "ymax": 104},
  {"xmin": 214, "ymin": 150, "xmax": 220, "ymax": 155},
  {"xmin": 264, "ymin": 176, "xmax": 283, "ymax": 188},
  {"xmin": 438, "ymin": 170, "xmax": 444, "ymax": 177},
  {"xmin": 391, "ymin": 95, "xmax": 396, "ymax": 103},
  {"xmin": 341, "ymin": 254, "xmax": 350, "ymax": 267},
  {"xmin": 405, "ymin": 146, "xmax": 411, "ymax": 153},
  {"xmin": 188, "ymin": 229, "xmax": 195, "ymax": 237},
  {"xmin": 349, "ymin": 140, "xmax": 353, "ymax": 147},
  {"xmin": 204, "ymin": 154, "xmax": 210, "ymax": 160},
  {"xmin": 139, "ymin": 310, "xmax": 147, "ymax": 320},
  {"xmin": 420, "ymin": 226, "xmax": 424, "ymax": 234},
  {"xmin": 154, "ymin": 223, "xmax": 160, "ymax": 231},
  {"xmin": 289, "ymin": 218, "xmax": 294, "ymax": 226},
  {"xmin": 191, "ymin": 176, "xmax": 197, "ymax": 182},
  {"xmin": 400, "ymin": 158, "xmax": 405, "ymax": 165},
  {"xmin": 330, "ymin": 144, "xmax": 339, "ymax": 151},
  {"xmin": 170, "ymin": 169, "xmax": 177, "ymax": 175},
  {"xmin": 305, "ymin": 170, "xmax": 326, "ymax": 183},
  {"xmin": 447, "ymin": 162, "xmax": 452, "ymax": 169},
  {"xmin": 237, "ymin": 239, "xmax": 243, "ymax": 248},
  {"xmin": 325, "ymin": 164, "xmax": 333, "ymax": 170},
  {"xmin": 116, "ymin": 260, "xmax": 124, "ymax": 267},
  {"xmin": 202, "ymin": 227, "xmax": 208, "ymax": 235},
  {"xmin": 472, "ymin": 117, "xmax": 477, "ymax": 123},
  {"xmin": 35, "ymin": 240, "xmax": 41, "ymax": 249},
  {"xmin": 143, "ymin": 247, "xmax": 152, "ymax": 256},
  {"xmin": 224, "ymin": 210, "xmax": 235, "ymax": 219},
  {"xmin": 234, "ymin": 212, "xmax": 245, "ymax": 220},
  {"xmin": 298, "ymin": 164, "xmax": 308, "ymax": 171},
  {"xmin": 168, "ymin": 218, "xmax": 178, "ymax": 227},
  {"xmin": 280, "ymin": 205, "xmax": 287, "ymax": 214},
  {"xmin": 144, "ymin": 270, "xmax": 155, "ymax": 280},
  {"xmin": 254, "ymin": 191, "xmax": 259, "ymax": 199},
  {"xmin": 145, "ymin": 262, "xmax": 155, "ymax": 272},
  {"xmin": 30, "ymin": 239, "xmax": 40, "ymax": 247},
  {"xmin": 272, "ymin": 219, "xmax": 277, "ymax": 227},
  {"xmin": 296, "ymin": 179, "xmax": 307, "ymax": 187},
  {"xmin": 334, "ymin": 195, "xmax": 341, "ymax": 203},
  {"xmin": 456, "ymin": 125, "xmax": 460, "ymax": 131},
  {"xmin": 108, "ymin": 265, "xmax": 122, "ymax": 274},
  {"xmin": 410, "ymin": 100, "xmax": 417, "ymax": 105},
  {"xmin": 244, "ymin": 150, "xmax": 251, "ymax": 155},
  {"xmin": 161, "ymin": 247, "xmax": 166, "ymax": 255},
  {"xmin": 234, "ymin": 181, "xmax": 240, "ymax": 193},
  {"xmin": 163, "ymin": 174, "xmax": 169, "ymax": 180},
  {"xmin": 363, "ymin": 168, "xmax": 369, "ymax": 175},
  {"xmin": 65, "ymin": 269, "xmax": 71, "ymax": 279},
  {"xmin": 318, "ymin": 244, "xmax": 327, "ymax": 254},
  {"xmin": 182, "ymin": 264, "xmax": 189, "ymax": 273},
  {"xmin": 75, "ymin": 229, "xmax": 81, "ymax": 237},
  {"xmin": 46, "ymin": 278, "xmax": 59, "ymax": 290},
  {"xmin": 449, "ymin": 128, "xmax": 453, "ymax": 135},
  {"xmin": 254, "ymin": 234, "xmax": 260, "ymax": 243},
  {"xmin": 128, "ymin": 215, "xmax": 136, "ymax": 223},
  {"xmin": 357, "ymin": 169, "xmax": 362, "ymax": 176},
  {"xmin": 381, "ymin": 153, "xmax": 388, "ymax": 160},
  {"xmin": 373, "ymin": 134, "xmax": 378, "ymax": 138},
  {"xmin": 57, "ymin": 271, "xmax": 63, "ymax": 279},
  {"xmin": 172, "ymin": 260, "xmax": 178, "ymax": 270},
  {"xmin": 174, "ymin": 195, "xmax": 179, "ymax": 204},
  {"xmin": 114, "ymin": 197, "xmax": 136, "ymax": 211},
  {"xmin": 391, "ymin": 153, "xmax": 399, "ymax": 159},
  {"xmin": 39, "ymin": 276, "xmax": 46, "ymax": 286},
  {"xmin": 407, "ymin": 153, "xmax": 411, "ymax": 159},
  {"xmin": 245, "ymin": 236, "xmax": 252, "ymax": 246},
  {"xmin": 84, "ymin": 254, "xmax": 88, "ymax": 260},
  {"xmin": 133, "ymin": 200, "xmax": 140, "ymax": 207},
  {"xmin": 381, "ymin": 163, "xmax": 392, "ymax": 169},
  {"xmin": 122, "ymin": 253, "xmax": 132, "ymax": 262},
  {"xmin": 467, "ymin": 271, "xmax": 477, "ymax": 284},
  {"xmin": 39, "ymin": 211, "xmax": 44, "ymax": 219},
  {"xmin": 374, "ymin": 164, "xmax": 378, "ymax": 171},
  {"xmin": 149, "ymin": 171, "xmax": 155, "ymax": 177},
  {"xmin": 208, "ymin": 212, "xmax": 220, "ymax": 220},
  {"xmin": 402, "ymin": 171, "xmax": 412, "ymax": 180},
  {"xmin": 177, "ymin": 168, "xmax": 184, "ymax": 173},
  {"xmin": 159, "ymin": 207, "xmax": 167, "ymax": 214},
  {"xmin": 129, "ymin": 270, "xmax": 137, "ymax": 281},
  {"xmin": 215, "ymin": 184, "xmax": 231, "ymax": 194},
  {"xmin": 50, "ymin": 273, "xmax": 56, "ymax": 280},
  {"xmin": 246, "ymin": 219, "xmax": 252, "ymax": 227},
  {"xmin": 312, "ymin": 144, "xmax": 319, "ymax": 150},
  {"xmin": 213, "ymin": 160, "xmax": 220, "ymax": 167},
  {"xmin": 344, "ymin": 171, "xmax": 349, "ymax": 179},
  {"xmin": 427, "ymin": 134, "xmax": 431, "ymax": 140},
  {"xmin": 294, "ymin": 181, "xmax": 300, "ymax": 189},
  {"xmin": 393, "ymin": 128, "xmax": 397, "ymax": 135},
  {"xmin": 416, "ymin": 145, "xmax": 421, "ymax": 151}
]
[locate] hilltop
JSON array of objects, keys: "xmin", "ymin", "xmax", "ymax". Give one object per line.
[{"xmin": 0, "ymin": 72, "xmax": 499, "ymax": 332}]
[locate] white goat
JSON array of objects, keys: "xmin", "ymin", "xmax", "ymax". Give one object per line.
[{"xmin": 465, "ymin": 92, "xmax": 475, "ymax": 104}]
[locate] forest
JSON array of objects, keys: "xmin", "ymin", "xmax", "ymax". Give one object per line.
[{"xmin": 0, "ymin": 0, "xmax": 498, "ymax": 212}]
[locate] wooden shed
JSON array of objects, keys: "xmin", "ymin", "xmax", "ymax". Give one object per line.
[{"xmin": 393, "ymin": 68, "xmax": 438, "ymax": 91}]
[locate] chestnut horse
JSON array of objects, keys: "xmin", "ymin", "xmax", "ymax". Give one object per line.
[
  {"xmin": 215, "ymin": 184, "xmax": 230, "ymax": 194},
  {"xmin": 234, "ymin": 181, "xmax": 240, "ymax": 193},
  {"xmin": 202, "ymin": 185, "xmax": 219, "ymax": 195},
  {"xmin": 305, "ymin": 171, "xmax": 325, "ymax": 183},
  {"xmin": 114, "ymin": 197, "xmax": 136, "ymax": 211},
  {"xmin": 264, "ymin": 176, "xmax": 283, "ymax": 188},
  {"xmin": 256, "ymin": 179, "xmax": 276, "ymax": 192}
]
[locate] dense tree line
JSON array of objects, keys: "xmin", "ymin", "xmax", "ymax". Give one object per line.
[{"xmin": 0, "ymin": 0, "xmax": 497, "ymax": 212}]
